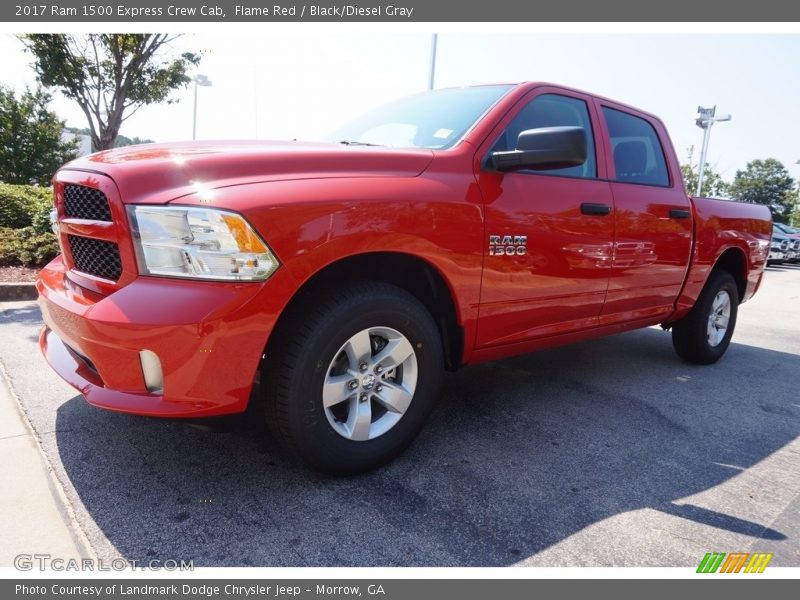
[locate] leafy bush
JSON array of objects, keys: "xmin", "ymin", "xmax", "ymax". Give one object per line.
[
  {"xmin": 0, "ymin": 86, "xmax": 77, "ymax": 185},
  {"xmin": 0, "ymin": 226, "xmax": 59, "ymax": 268},
  {"xmin": 0, "ymin": 183, "xmax": 53, "ymax": 233}
]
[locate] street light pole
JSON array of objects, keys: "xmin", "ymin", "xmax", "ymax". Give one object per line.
[
  {"xmin": 694, "ymin": 105, "xmax": 731, "ymax": 197},
  {"xmin": 192, "ymin": 74, "xmax": 212, "ymax": 141},
  {"xmin": 696, "ymin": 119, "xmax": 713, "ymax": 197},
  {"xmin": 427, "ymin": 34, "xmax": 438, "ymax": 91},
  {"xmin": 192, "ymin": 81, "xmax": 198, "ymax": 140}
]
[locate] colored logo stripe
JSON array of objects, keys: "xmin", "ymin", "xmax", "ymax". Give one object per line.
[
  {"xmin": 697, "ymin": 552, "xmax": 773, "ymax": 573},
  {"xmin": 744, "ymin": 553, "xmax": 773, "ymax": 573},
  {"xmin": 697, "ymin": 552, "xmax": 726, "ymax": 573},
  {"xmin": 719, "ymin": 553, "xmax": 749, "ymax": 573}
]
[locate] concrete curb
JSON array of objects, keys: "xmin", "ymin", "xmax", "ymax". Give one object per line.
[{"xmin": 0, "ymin": 283, "xmax": 37, "ymax": 302}]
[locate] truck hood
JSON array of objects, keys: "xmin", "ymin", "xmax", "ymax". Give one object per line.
[{"xmin": 59, "ymin": 140, "xmax": 435, "ymax": 205}]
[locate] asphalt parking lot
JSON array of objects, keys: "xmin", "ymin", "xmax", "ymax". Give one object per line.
[{"xmin": 1, "ymin": 266, "xmax": 799, "ymax": 567}]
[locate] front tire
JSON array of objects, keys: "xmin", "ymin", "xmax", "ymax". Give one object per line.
[
  {"xmin": 671, "ymin": 270, "xmax": 739, "ymax": 365},
  {"xmin": 264, "ymin": 281, "xmax": 443, "ymax": 474}
]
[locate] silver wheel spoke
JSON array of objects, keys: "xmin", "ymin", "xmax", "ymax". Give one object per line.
[
  {"xmin": 344, "ymin": 329, "xmax": 373, "ymax": 365},
  {"xmin": 374, "ymin": 381, "xmax": 414, "ymax": 414},
  {"xmin": 717, "ymin": 293, "xmax": 730, "ymax": 313},
  {"xmin": 373, "ymin": 337, "xmax": 414, "ymax": 370},
  {"xmin": 322, "ymin": 374, "xmax": 353, "ymax": 408},
  {"xmin": 346, "ymin": 397, "xmax": 372, "ymax": 441},
  {"xmin": 706, "ymin": 289, "xmax": 731, "ymax": 347},
  {"xmin": 711, "ymin": 293, "xmax": 725, "ymax": 314}
]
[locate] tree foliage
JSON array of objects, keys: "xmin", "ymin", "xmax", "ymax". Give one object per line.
[
  {"xmin": 729, "ymin": 158, "xmax": 798, "ymax": 223},
  {"xmin": 0, "ymin": 183, "xmax": 54, "ymax": 231},
  {"xmin": 680, "ymin": 146, "xmax": 729, "ymax": 198},
  {"xmin": 0, "ymin": 86, "xmax": 77, "ymax": 185},
  {"xmin": 21, "ymin": 34, "xmax": 199, "ymax": 150},
  {"xmin": 681, "ymin": 163, "xmax": 730, "ymax": 198},
  {"xmin": 0, "ymin": 183, "xmax": 58, "ymax": 267},
  {"xmin": 0, "ymin": 226, "xmax": 59, "ymax": 267},
  {"xmin": 791, "ymin": 205, "xmax": 800, "ymax": 228},
  {"xmin": 64, "ymin": 126, "xmax": 154, "ymax": 149},
  {"xmin": 114, "ymin": 133, "xmax": 155, "ymax": 148}
]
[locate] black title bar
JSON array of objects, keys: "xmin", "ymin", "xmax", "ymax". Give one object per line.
[{"xmin": 4, "ymin": 0, "xmax": 800, "ymax": 22}]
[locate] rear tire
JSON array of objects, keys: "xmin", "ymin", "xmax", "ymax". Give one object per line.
[
  {"xmin": 263, "ymin": 281, "xmax": 443, "ymax": 474},
  {"xmin": 671, "ymin": 270, "xmax": 739, "ymax": 365}
]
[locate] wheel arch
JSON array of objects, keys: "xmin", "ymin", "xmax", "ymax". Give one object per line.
[
  {"xmin": 264, "ymin": 251, "xmax": 464, "ymax": 372},
  {"xmin": 711, "ymin": 246, "xmax": 747, "ymax": 303}
]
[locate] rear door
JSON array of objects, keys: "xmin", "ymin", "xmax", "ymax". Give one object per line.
[
  {"xmin": 475, "ymin": 87, "xmax": 615, "ymax": 347},
  {"xmin": 594, "ymin": 102, "xmax": 693, "ymax": 324}
]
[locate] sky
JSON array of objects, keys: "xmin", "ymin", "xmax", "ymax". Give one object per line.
[{"xmin": 1, "ymin": 32, "xmax": 799, "ymax": 180}]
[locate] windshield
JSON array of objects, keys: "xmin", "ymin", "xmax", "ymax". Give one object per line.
[{"xmin": 324, "ymin": 85, "xmax": 514, "ymax": 150}]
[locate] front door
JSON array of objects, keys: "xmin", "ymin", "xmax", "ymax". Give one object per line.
[{"xmin": 475, "ymin": 88, "xmax": 615, "ymax": 348}]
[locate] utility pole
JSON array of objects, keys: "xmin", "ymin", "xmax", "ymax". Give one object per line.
[
  {"xmin": 695, "ymin": 106, "xmax": 731, "ymax": 197},
  {"xmin": 428, "ymin": 34, "xmax": 438, "ymax": 91},
  {"xmin": 192, "ymin": 74, "xmax": 212, "ymax": 141}
]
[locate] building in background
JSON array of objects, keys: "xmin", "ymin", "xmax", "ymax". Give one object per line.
[{"xmin": 61, "ymin": 129, "xmax": 92, "ymax": 156}]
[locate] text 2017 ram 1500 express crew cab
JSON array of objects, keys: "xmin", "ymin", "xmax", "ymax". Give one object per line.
[{"xmin": 38, "ymin": 83, "xmax": 772, "ymax": 473}]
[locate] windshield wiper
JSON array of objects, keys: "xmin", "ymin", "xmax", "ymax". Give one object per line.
[{"xmin": 338, "ymin": 140, "xmax": 384, "ymax": 147}]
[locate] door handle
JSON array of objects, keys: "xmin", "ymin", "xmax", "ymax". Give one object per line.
[
  {"xmin": 581, "ymin": 203, "xmax": 612, "ymax": 216},
  {"xmin": 669, "ymin": 208, "xmax": 691, "ymax": 219}
]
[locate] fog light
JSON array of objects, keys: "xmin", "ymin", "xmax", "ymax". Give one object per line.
[{"xmin": 139, "ymin": 350, "xmax": 163, "ymax": 393}]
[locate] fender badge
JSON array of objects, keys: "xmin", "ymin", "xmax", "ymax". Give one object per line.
[{"xmin": 489, "ymin": 234, "xmax": 527, "ymax": 256}]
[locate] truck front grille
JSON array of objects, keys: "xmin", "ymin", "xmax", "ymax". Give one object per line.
[
  {"xmin": 63, "ymin": 184, "xmax": 112, "ymax": 221},
  {"xmin": 68, "ymin": 236, "xmax": 122, "ymax": 281}
]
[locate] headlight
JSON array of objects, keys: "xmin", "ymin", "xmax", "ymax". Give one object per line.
[{"xmin": 127, "ymin": 205, "xmax": 279, "ymax": 281}]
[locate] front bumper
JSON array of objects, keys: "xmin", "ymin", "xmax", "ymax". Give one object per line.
[{"xmin": 37, "ymin": 257, "xmax": 281, "ymax": 417}]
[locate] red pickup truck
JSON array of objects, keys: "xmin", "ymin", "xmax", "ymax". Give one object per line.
[{"xmin": 38, "ymin": 83, "xmax": 772, "ymax": 473}]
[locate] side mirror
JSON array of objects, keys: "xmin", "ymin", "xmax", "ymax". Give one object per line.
[{"xmin": 490, "ymin": 126, "xmax": 587, "ymax": 172}]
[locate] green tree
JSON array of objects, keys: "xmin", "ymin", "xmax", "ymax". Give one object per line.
[
  {"xmin": 0, "ymin": 86, "xmax": 77, "ymax": 185},
  {"xmin": 790, "ymin": 193, "xmax": 800, "ymax": 227},
  {"xmin": 729, "ymin": 158, "xmax": 798, "ymax": 223},
  {"xmin": 63, "ymin": 127, "xmax": 154, "ymax": 149},
  {"xmin": 681, "ymin": 163, "xmax": 730, "ymax": 198},
  {"xmin": 21, "ymin": 34, "xmax": 199, "ymax": 150},
  {"xmin": 680, "ymin": 146, "xmax": 729, "ymax": 198},
  {"xmin": 114, "ymin": 133, "xmax": 155, "ymax": 148}
]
